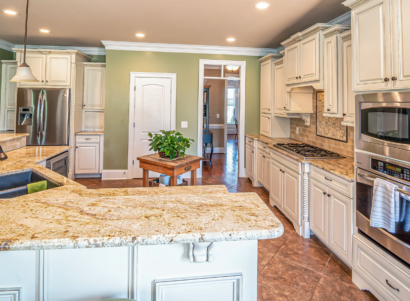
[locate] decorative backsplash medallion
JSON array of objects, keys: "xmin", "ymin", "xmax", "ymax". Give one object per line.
[{"xmin": 316, "ymin": 92, "xmax": 347, "ymax": 142}]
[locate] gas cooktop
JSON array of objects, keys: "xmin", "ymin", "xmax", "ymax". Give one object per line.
[{"xmin": 275, "ymin": 143, "xmax": 344, "ymax": 159}]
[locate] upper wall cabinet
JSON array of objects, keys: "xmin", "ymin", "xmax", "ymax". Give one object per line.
[
  {"xmin": 323, "ymin": 25, "xmax": 351, "ymax": 118},
  {"xmin": 341, "ymin": 30, "xmax": 355, "ymax": 127},
  {"xmin": 344, "ymin": 0, "xmax": 410, "ymax": 91},
  {"xmin": 83, "ymin": 64, "xmax": 106, "ymax": 110},
  {"xmin": 0, "ymin": 60, "xmax": 17, "ymax": 131},
  {"xmin": 14, "ymin": 49, "xmax": 91, "ymax": 87}
]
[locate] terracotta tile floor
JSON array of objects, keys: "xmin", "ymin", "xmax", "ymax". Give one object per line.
[{"xmin": 75, "ymin": 135, "xmax": 378, "ymax": 300}]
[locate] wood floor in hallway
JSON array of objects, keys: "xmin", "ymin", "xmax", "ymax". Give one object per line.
[{"xmin": 75, "ymin": 135, "xmax": 378, "ymax": 300}]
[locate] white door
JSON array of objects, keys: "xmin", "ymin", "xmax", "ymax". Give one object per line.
[
  {"xmin": 351, "ymin": 0, "xmax": 392, "ymax": 91},
  {"xmin": 257, "ymin": 151, "xmax": 264, "ymax": 185},
  {"xmin": 75, "ymin": 143, "xmax": 100, "ymax": 174},
  {"xmin": 19, "ymin": 53, "xmax": 46, "ymax": 86},
  {"xmin": 132, "ymin": 77, "xmax": 172, "ymax": 178},
  {"xmin": 270, "ymin": 159, "xmax": 283, "ymax": 208},
  {"xmin": 343, "ymin": 38, "xmax": 355, "ymax": 126},
  {"xmin": 309, "ymin": 178, "xmax": 328, "ymax": 244},
  {"xmin": 282, "ymin": 166, "xmax": 300, "ymax": 225},
  {"xmin": 274, "ymin": 63, "xmax": 286, "ymax": 114},
  {"xmin": 245, "ymin": 145, "xmax": 254, "ymax": 177},
  {"xmin": 46, "ymin": 54, "xmax": 71, "ymax": 86},
  {"xmin": 328, "ymin": 188, "xmax": 352, "ymax": 264},
  {"xmin": 300, "ymin": 33, "xmax": 320, "ymax": 83},
  {"xmin": 392, "ymin": 0, "xmax": 410, "ymax": 89},
  {"xmin": 285, "ymin": 43, "xmax": 300, "ymax": 84},
  {"xmin": 83, "ymin": 66, "xmax": 105, "ymax": 109},
  {"xmin": 260, "ymin": 60, "xmax": 271, "ymax": 114},
  {"xmin": 260, "ymin": 114, "xmax": 271, "ymax": 137},
  {"xmin": 263, "ymin": 155, "xmax": 270, "ymax": 191}
]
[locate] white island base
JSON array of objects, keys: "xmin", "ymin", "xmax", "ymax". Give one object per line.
[{"xmin": 1, "ymin": 240, "xmax": 257, "ymax": 301}]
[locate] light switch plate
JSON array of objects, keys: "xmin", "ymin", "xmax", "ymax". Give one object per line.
[
  {"xmin": 217, "ymin": 114, "xmax": 220, "ymax": 118},
  {"xmin": 296, "ymin": 127, "xmax": 299, "ymax": 134},
  {"xmin": 181, "ymin": 121, "xmax": 188, "ymax": 128}
]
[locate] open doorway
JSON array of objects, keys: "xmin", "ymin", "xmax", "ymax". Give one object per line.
[{"xmin": 197, "ymin": 60, "xmax": 246, "ymax": 178}]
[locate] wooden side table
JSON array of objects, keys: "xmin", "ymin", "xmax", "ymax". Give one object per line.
[{"xmin": 137, "ymin": 154, "xmax": 202, "ymax": 187}]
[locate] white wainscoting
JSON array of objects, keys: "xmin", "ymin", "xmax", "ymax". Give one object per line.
[{"xmin": 102, "ymin": 169, "xmax": 129, "ymax": 180}]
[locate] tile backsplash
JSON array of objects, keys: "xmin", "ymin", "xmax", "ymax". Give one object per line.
[{"xmin": 290, "ymin": 92, "xmax": 354, "ymax": 158}]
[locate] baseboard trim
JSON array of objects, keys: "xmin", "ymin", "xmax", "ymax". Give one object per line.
[
  {"xmin": 102, "ymin": 170, "xmax": 129, "ymax": 180},
  {"xmin": 206, "ymin": 147, "xmax": 225, "ymax": 153}
]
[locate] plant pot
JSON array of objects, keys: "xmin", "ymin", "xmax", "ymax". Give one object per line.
[{"xmin": 158, "ymin": 151, "xmax": 180, "ymax": 159}]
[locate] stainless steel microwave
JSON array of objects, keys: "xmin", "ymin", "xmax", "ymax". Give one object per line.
[{"xmin": 356, "ymin": 92, "xmax": 410, "ymax": 163}]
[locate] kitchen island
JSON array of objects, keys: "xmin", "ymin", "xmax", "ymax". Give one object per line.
[{"xmin": 0, "ymin": 144, "xmax": 283, "ymax": 301}]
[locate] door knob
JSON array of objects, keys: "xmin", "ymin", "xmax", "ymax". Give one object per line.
[
  {"xmin": 384, "ymin": 78, "xmax": 390, "ymax": 82},
  {"xmin": 392, "ymin": 77, "xmax": 397, "ymax": 81}
]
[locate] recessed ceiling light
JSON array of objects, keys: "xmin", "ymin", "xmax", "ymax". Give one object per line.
[
  {"xmin": 136, "ymin": 33, "xmax": 145, "ymax": 38},
  {"xmin": 255, "ymin": 2, "xmax": 270, "ymax": 9},
  {"xmin": 227, "ymin": 38, "xmax": 236, "ymax": 42},
  {"xmin": 39, "ymin": 29, "xmax": 50, "ymax": 33},
  {"xmin": 2, "ymin": 9, "xmax": 18, "ymax": 15}
]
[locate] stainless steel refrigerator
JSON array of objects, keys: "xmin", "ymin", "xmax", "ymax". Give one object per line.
[{"xmin": 16, "ymin": 88, "xmax": 70, "ymax": 146}]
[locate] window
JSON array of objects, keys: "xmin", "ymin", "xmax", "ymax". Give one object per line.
[{"xmin": 227, "ymin": 87, "xmax": 236, "ymax": 124}]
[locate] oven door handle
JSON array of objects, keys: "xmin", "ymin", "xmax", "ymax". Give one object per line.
[{"xmin": 358, "ymin": 173, "xmax": 410, "ymax": 197}]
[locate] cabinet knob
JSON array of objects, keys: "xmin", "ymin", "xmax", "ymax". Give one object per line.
[
  {"xmin": 327, "ymin": 109, "xmax": 330, "ymax": 111},
  {"xmin": 323, "ymin": 191, "xmax": 327, "ymax": 195},
  {"xmin": 46, "ymin": 80, "xmax": 48, "ymax": 83},
  {"xmin": 343, "ymin": 113, "xmax": 346, "ymax": 116},
  {"xmin": 325, "ymin": 176, "xmax": 332, "ymax": 181},
  {"xmin": 327, "ymin": 194, "xmax": 331, "ymax": 197},
  {"xmin": 283, "ymin": 106, "xmax": 286, "ymax": 109},
  {"xmin": 392, "ymin": 77, "xmax": 397, "ymax": 81},
  {"xmin": 384, "ymin": 78, "xmax": 390, "ymax": 82},
  {"xmin": 298, "ymin": 76, "xmax": 301, "ymax": 79}
]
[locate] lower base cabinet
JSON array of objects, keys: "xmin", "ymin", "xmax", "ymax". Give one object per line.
[
  {"xmin": 245, "ymin": 144, "xmax": 254, "ymax": 179},
  {"xmin": 257, "ymin": 148, "xmax": 270, "ymax": 190},
  {"xmin": 75, "ymin": 134, "xmax": 104, "ymax": 175}
]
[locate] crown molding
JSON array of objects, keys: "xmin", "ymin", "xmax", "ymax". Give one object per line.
[
  {"xmin": 327, "ymin": 12, "xmax": 351, "ymax": 25},
  {"xmin": 14, "ymin": 44, "xmax": 105, "ymax": 55},
  {"xmin": 0, "ymin": 39, "xmax": 14, "ymax": 52},
  {"xmin": 340, "ymin": 30, "xmax": 352, "ymax": 41},
  {"xmin": 101, "ymin": 40, "xmax": 279, "ymax": 57},
  {"xmin": 13, "ymin": 48, "xmax": 92, "ymax": 60},
  {"xmin": 323, "ymin": 25, "xmax": 351, "ymax": 38},
  {"xmin": 300, "ymin": 23, "xmax": 333, "ymax": 39},
  {"xmin": 258, "ymin": 53, "xmax": 282, "ymax": 63},
  {"xmin": 342, "ymin": 0, "xmax": 373, "ymax": 9},
  {"xmin": 273, "ymin": 58, "xmax": 284, "ymax": 66}
]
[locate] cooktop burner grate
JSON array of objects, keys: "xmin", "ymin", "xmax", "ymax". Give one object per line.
[{"xmin": 275, "ymin": 143, "xmax": 344, "ymax": 159}]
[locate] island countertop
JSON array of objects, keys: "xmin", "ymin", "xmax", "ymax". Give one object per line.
[{"xmin": 0, "ymin": 146, "xmax": 284, "ymax": 251}]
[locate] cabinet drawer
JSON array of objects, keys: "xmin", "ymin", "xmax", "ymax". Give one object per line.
[
  {"xmin": 76, "ymin": 135, "xmax": 100, "ymax": 143},
  {"xmin": 310, "ymin": 165, "xmax": 353, "ymax": 198},
  {"xmin": 270, "ymin": 149, "xmax": 301, "ymax": 174},
  {"xmin": 258, "ymin": 141, "xmax": 269, "ymax": 152},
  {"xmin": 246, "ymin": 137, "xmax": 254, "ymax": 146},
  {"xmin": 354, "ymin": 236, "xmax": 410, "ymax": 300}
]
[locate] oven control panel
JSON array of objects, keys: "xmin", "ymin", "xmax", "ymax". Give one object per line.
[{"xmin": 371, "ymin": 159, "xmax": 410, "ymax": 181}]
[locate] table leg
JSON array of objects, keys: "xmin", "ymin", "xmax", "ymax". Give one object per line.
[
  {"xmin": 209, "ymin": 139, "xmax": 214, "ymax": 167},
  {"xmin": 143, "ymin": 169, "xmax": 149, "ymax": 187},
  {"xmin": 170, "ymin": 175, "xmax": 178, "ymax": 186},
  {"xmin": 191, "ymin": 169, "xmax": 197, "ymax": 186}
]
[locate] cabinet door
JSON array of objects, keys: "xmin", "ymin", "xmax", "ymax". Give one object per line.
[
  {"xmin": 392, "ymin": 0, "xmax": 410, "ymax": 89},
  {"xmin": 46, "ymin": 54, "xmax": 71, "ymax": 86},
  {"xmin": 83, "ymin": 66, "xmax": 106, "ymax": 109},
  {"xmin": 257, "ymin": 151, "xmax": 264, "ymax": 185},
  {"xmin": 19, "ymin": 53, "xmax": 47, "ymax": 86},
  {"xmin": 260, "ymin": 114, "xmax": 271, "ymax": 137},
  {"xmin": 4, "ymin": 63, "xmax": 17, "ymax": 108},
  {"xmin": 300, "ymin": 33, "xmax": 320, "ymax": 83},
  {"xmin": 260, "ymin": 60, "xmax": 271, "ymax": 114},
  {"xmin": 5, "ymin": 109, "xmax": 15, "ymax": 131},
  {"xmin": 343, "ymin": 39, "xmax": 355, "ymax": 126},
  {"xmin": 75, "ymin": 143, "xmax": 100, "ymax": 174},
  {"xmin": 245, "ymin": 145, "xmax": 254, "ymax": 177},
  {"xmin": 282, "ymin": 166, "xmax": 300, "ymax": 225},
  {"xmin": 274, "ymin": 63, "xmax": 286, "ymax": 114},
  {"xmin": 324, "ymin": 35, "xmax": 338, "ymax": 114},
  {"xmin": 328, "ymin": 189, "xmax": 352, "ymax": 264},
  {"xmin": 309, "ymin": 178, "xmax": 328, "ymax": 244},
  {"xmin": 285, "ymin": 43, "xmax": 300, "ymax": 84},
  {"xmin": 263, "ymin": 155, "xmax": 270, "ymax": 191},
  {"xmin": 270, "ymin": 159, "xmax": 283, "ymax": 208},
  {"xmin": 351, "ymin": 0, "xmax": 392, "ymax": 91}
]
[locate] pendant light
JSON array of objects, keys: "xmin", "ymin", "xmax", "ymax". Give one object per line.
[{"xmin": 10, "ymin": 0, "xmax": 38, "ymax": 82}]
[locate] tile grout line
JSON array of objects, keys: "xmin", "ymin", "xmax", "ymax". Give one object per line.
[{"xmin": 309, "ymin": 253, "xmax": 332, "ymax": 300}]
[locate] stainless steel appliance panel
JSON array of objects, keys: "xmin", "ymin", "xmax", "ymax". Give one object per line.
[{"xmin": 46, "ymin": 151, "xmax": 68, "ymax": 177}]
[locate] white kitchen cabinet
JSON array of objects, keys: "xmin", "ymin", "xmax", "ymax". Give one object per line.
[
  {"xmin": 282, "ymin": 164, "xmax": 300, "ymax": 225},
  {"xmin": 0, "ymin": 60, "xmax": 17, "ymax": 130},
  {"xmin": 75, "ymin": 143, "xmax": 100, "ymax": 174},
  {"xmin": 19, "ymin": 53, "xmax": 47, "ymax": 86},
  {"xmin": 300, "ymin": 33, "xmax": 320, "ymax": 83},
  {"xmin": 46, "ymin": 54, "xmax": 71, "ymax": 86},
  {"xmin": 274, "ymin": 58, "xmax": 287, "ymax": 116},
  {"xmin": 310, "ymin": 178, "xmax": 328, "ymax": 243},
  {"xmin": 245, "ymin": 144, "xmax": 254, "ymax": 179},
  {"xmin": 83, "ymin": 64, "xmax": 106, "ymax": 109},
  {"xmin": 341, "ymin": 30, "xmax": 355, "ymax": 126},
  {"xmin": 260, "ymin": 60, "xmax": 272, "ymax": 114},
  {"xmin": 260, "ymin": 114, "xmax": 271, "ymax": 137},
  {"xmin": 284, "ymin": 43, "xmax": 300, "ymax": 84},
  {"xmin": 257, "ymin": 151, "xmax": 264, "ymax": 186},
  {"xmin": 270, "ymin": 158, "xmax": 283, "ymax": 208},
  {"xmin": 257, "ymin": 148, "xmax": 270, "ymax": 189}
]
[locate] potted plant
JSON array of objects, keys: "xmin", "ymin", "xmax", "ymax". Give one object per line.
[{"xmin": 148, "ymin": 130, "xmax": 194, "ymax": 160}]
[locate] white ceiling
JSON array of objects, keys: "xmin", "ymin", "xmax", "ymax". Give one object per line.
[{"xmin": 0, "ymin": 0, "xmax": 349, "ymax": 49}]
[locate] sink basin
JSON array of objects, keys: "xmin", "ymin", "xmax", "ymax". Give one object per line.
[{"xmin": 0, "ymin": 170, "xmax": 59, "ymax": 199}]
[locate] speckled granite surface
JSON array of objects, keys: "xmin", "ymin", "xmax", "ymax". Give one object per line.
[
  {"xmin": 76, "ymin": 131, "xmax": 104, "ymax": 135},
  {"xmin": 245, "ymin": 134, "xmax": 354, "ymax": 181},
  {"xmin": 0, "ymin": 146, "xmax": 283, "ymax": 251},
  {"xmin": 0, "ymin": 133, "xmax": 29, "ymax": 143}
]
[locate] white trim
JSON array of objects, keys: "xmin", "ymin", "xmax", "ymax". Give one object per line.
[
  {"xmin": 102, "ymin": 169, "xmax": 129, "ymax": 180},
  {"xmin": 198, "ymin": 59, "xmax": 246, "ymax": 178},
  {"xmin": 0, "ymin": 287, "xmax": 21, "ymax": 301},
  {"xmin": 206, "ymin": 147, "xmax": 225, "ymax": 154},
  {"xmin": 101, "ymin": 40, "xmax": 279, "ymax": 57},
  {"xmin": 74, "ymin": 174, "xmax": 101, "ymax": 178},
  {"xmin": 209, "ymin": 124, "xmax": 225, "ymax": 129},
  {"xmin": 14, "ymin": 44, "xmax": 106, "ymax": 56},
  {"xmin": 128, "ymin": 72, "xmax": 177, "ymax": 179},
  {"xmin": 0, "ymin": 39, "xmax": 14, "ymax": 52}
]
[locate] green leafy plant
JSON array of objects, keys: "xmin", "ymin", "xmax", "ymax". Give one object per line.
[{"xmin": 148, "ymin": 130, "xmax": 194, "ymax": 160}]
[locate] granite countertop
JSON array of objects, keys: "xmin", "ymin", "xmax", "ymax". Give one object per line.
[
  {"xmin": 76, "ymin": 131, "xmax": 104, "ymax": 135},
  {"xmin": 0, "ymin": 146, "xmax": 283, "ymax": 251},
  {"xmin": 245, "ymin": 134, "xmax": 354, "ymax": 181},
  {"xmin": 0, "ymin": 133, "xmax": 29, "ymax": 143}
]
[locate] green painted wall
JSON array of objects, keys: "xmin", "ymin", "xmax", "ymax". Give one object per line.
[
  {"xmin": 0, "ymin": 49, "xmax": 15, "ymax": 104},
  {"xmin": 90, "ymin": 55, "xmax": 106, "ymax": 63},
  {"xmin": 104, "ymin": 50, "xmax": 261, "ymax": 170}
]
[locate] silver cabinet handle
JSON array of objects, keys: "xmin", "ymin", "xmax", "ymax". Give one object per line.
[
  {"xmin": 325, "ymin": 176, "xmax": 332, "ymax": 181},
  {"xmin": 386, "ymin": 280, "xmax": 399, "ymax": 292}
]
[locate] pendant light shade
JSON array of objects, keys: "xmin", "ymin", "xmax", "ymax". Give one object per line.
[
  {"xmin": 10, "ymin": 63, "xmax": 38, "ymax": 82},
  {"xmin": 10, "ymin": 0, "xmax": 38, "ymax": 83}
]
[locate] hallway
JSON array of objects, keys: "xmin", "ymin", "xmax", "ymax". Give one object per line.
[{"xmin": 75, "ymin": 136, "xmax": 376, "ymax": 300}]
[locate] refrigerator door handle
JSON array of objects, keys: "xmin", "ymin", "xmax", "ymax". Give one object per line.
[
  {"xmin": 41, "ymin": 92, "xmax": 46, "ymax": 136},
  {"xmin": 36, "ymin": 91, "xmax": 42, "ymax": 139}
]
